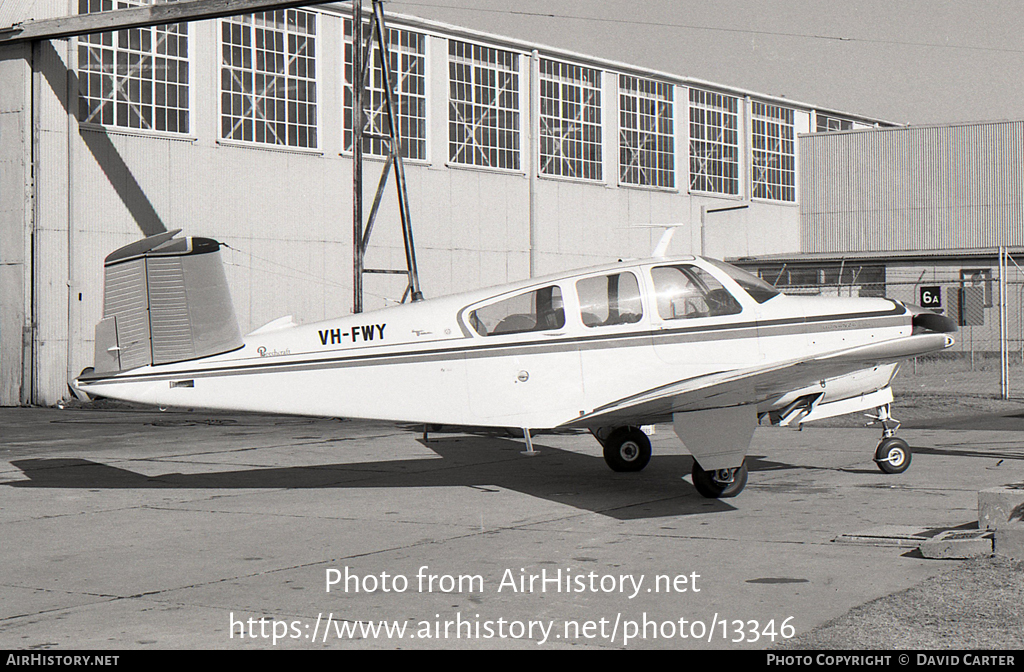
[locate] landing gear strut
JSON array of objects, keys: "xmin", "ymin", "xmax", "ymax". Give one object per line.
[
  {"xmin": 691, "ymin": 459, "xmax": 748, "ymax": 498},
  {"xmin": 868, "ymin": 403, "xmax": 911, "ymax": 474}
]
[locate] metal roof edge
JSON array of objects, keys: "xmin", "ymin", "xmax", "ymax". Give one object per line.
[
  {"xmin": 728, "ymin": 247, "xmax": 1024, "ymax": 265},
  {"xmin": 798, "ymin": 117, "xmax": 1024, "ymax": 138}
]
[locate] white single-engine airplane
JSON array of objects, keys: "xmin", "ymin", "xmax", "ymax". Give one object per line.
[{"xmin": 74, "ymin": 230, "xmax": 956, "ymax": 498}]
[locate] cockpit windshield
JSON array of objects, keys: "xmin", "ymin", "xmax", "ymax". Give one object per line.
[{"xmin": 704, "ymin": 259, "xmax": 781, "ymax": 304}]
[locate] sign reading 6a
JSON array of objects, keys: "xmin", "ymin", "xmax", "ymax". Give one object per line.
[{"xmin": 919, "ymin": 286, "xmax": 942, "ymax": 309}]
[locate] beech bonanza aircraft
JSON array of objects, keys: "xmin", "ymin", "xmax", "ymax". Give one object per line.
[{"xmin": 74, "ymin": 230, "xmax": 956, "ymax": 498}]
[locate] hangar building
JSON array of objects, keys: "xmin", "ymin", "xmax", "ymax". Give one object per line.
[
  {"xmin": 734, "ymin": 120, "xmax": 1024, "ymax": 397},
  {"xmin": 0, "ymin": 0, "xmax": 892, "ymax": 406}
]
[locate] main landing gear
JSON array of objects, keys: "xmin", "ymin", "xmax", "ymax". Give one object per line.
[
  {"xmin": 589, "ymin": 401, "xmax": 911, "ymax": 499},
  {"xmin": 868, "ymin": 403, "xmax": 911, "ymax": 474},
  {"xmin": 593, "ymin": 425, "xmax": 749, "ymax": 498},
  {"xmin": 599, "ymin": 426, "xmax": 652, "ymax": 472},
  {"xmin": 691, "ymin": 460, "xmax": 748, "ymax": 499}
]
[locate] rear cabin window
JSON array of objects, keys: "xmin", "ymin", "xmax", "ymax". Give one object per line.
[
  {"xmin": 468, "ymin": 286, "xmax": 565, "ymax": 336},
  {"xmin": 651, "ymin": 265, "xmax": 742, "ymax": 320},
  {"xmin": 576, "ymin": 272, "xmax": 643, "ymax": 327}
]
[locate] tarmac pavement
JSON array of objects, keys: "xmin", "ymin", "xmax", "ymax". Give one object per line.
[{"xmin": 1, "ymin": 405, "xmax": 1022, "ymax": 649}]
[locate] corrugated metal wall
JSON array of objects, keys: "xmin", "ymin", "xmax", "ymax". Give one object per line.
[
  {"xmin": 0, "ymin": 45, "xmax": 32, "ymax": 404},
  {"xmin": 0, "ymin": 0, "xmax": 68, "ymax": 27},
  {"xmin": 801, "ymin": 121, "xmax": 1024, "ymax": 252},
  {"xmin": 34, "ymin": 38, "xmax": 72, "ymax": 406}
]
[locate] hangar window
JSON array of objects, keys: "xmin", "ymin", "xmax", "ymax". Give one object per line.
[
  {"xmin": 539, "ymin": 60, "xmax": 602, "ymax": 181},
  {"xmin": 468, "ymin": 286, "xmax": 564, "ymax": 336},
  {"xmin": 751, "ymin": 102, "xmax": 795, "ymax": 202},
  {"xmin": 816, "ymin": 114, "xmax": 853, "ymax": 132},
  {"xmin": 77, "ymin": 0, "xmax": 190, "ymax": 134},
  {"xmin": 651, "ymin": 265, "xmax": 742, "ymax": 321},
  {"xmin": 448, "ymin": 41, "xmax": 520, "ymax": 170},
  {"xmin": 343, "ymin": 20, "xmax": 427, "ymax": 160},
  {"xmin": 689, "ymin": 89, "xmax": 739, "ymax": 195},
  {"xmin": 221, "ymin": 10, "xmax": 318, "ymax": 149},
  {"xmin": 576, "ymin": 272, "xmax": 643, "ymax": 327},
  {"xmin": 619, "ymin": 75, "xmax": 674, "ymax": 188}
]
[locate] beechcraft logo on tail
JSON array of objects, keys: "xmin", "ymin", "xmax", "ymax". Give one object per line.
[{"xmin": 318, "ymin": 324, "xmax": 387, "ymax": 346}]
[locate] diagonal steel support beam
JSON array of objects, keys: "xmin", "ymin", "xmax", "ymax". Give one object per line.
[
  {"xmin": 351, "ymin": 0, "xmax": 422, "ymax": 312},
  {"xmin": 361, "ymin": 152, "xmax": 394, "ymax": 252},
  {"xmin": 372, "ymin": 0, "xmax": 421, "ymax": 303}
]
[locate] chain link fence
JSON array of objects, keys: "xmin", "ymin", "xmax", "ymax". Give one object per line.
[
  {"xmin": 885, "ymin": 270, "xmax": 1001, "ymax": 399},
  {"xmin": 752, "ymin": 251, "xmax": 1024, "ymax": 399}
]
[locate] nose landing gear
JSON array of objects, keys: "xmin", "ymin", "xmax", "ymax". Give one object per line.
[{"xmin": 868, "ymin": 404, "xmax": 911, "ymax": 474}]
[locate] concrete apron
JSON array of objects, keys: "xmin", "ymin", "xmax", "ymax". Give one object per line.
[{"xmin": 1, "ymin": 407, "xmax": 1021, "ymax": 649}]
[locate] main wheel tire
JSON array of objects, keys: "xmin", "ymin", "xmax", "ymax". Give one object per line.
[
  {"xmin": 691, "ymin": 459, "xmax": 748, "ymax": 498},
  {"xmin": 602, "ymin": 427, "xmax": 652, "ymax": 472},
  {"xmin": 875, "ymin": 437, "xmax": 911, "ymax": 474}
]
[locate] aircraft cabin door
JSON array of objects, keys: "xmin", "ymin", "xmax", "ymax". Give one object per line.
[
  {"xmin": 464, "ymin": 284, "xmax": 584, "ymax": 428},
  {"xmin": 573, "ymin": 270, "xmax": 657, "ymax": 414}
]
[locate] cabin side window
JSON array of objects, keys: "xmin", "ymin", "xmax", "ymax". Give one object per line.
[
  {"xmin": 576, "ymin": 272, "xmax": 643, "ymax": 328},
  {"xmin": 468, "ymin": 286, "xmax": 565, "ymax": 336},
  {"xmin": 651, "ymin": 265, "xmax": 742, "ymax": 320}
]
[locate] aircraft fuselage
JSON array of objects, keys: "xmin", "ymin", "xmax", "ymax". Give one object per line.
[{"xmin": 76, "ymin": 255, "xmax": 945, "ymax": 431}]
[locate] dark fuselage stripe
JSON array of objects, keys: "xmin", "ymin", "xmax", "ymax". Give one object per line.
[{"xmin": 82, "ymin": 306, "xmax": 909, "ymax": 386}]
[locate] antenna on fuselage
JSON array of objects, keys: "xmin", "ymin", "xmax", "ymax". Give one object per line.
[
  {"xmin": 652, "ymin": 226, "xmax": 682, "ymax": 258},
  {"xmin": 632, "ymin": 223, "xmax": 686, "ymax": 258}
]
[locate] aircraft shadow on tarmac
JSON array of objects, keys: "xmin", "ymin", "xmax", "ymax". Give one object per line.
[
  {"xmin": 2, "ymin": 434, "xmax": 792, "ymax": 520},
  {"xmin": 903, "ymin": 412, "xmax": 1024, "ymax": 432}
]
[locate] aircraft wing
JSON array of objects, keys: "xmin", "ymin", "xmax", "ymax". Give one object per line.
[{"xmin": 564, "ymin": 332, "xmax": 953, "ymax": 429}]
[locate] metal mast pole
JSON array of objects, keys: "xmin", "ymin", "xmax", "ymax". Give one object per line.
[
  {"xmin": 351, "ymin": 0, "xmax": 423, "ymax": 311},
  {"xmin": 1000, "ymin": 246, "xmax": 1008, "ymax": 398},
  {"xmin": 351, "ymin": 0, "xmax": 364, "ymax": 313}
]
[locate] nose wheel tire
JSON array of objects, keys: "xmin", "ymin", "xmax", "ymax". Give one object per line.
[
  {"xmin": 691, "ymin": 459, "xmax": 748, "ymax": 498},
  {"xmin": 602, "ymin": 427, "xmax": 652, "ymax": 472},
  {"xmin": 875, "ymin": 437, "xmax": 911, "ymax": 474}
]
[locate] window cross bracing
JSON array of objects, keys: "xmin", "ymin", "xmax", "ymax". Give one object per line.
[
  {"xmin": 78, "ymin": 0, "xmax": 190, "ymax": 134},
  {"xmin": 751, "ymin": 101, "xmax": 795, "ymax": 202},
  {"xmin": 344, "ymin": 20, "xmax": 426, "ymax": 160},
  {"xmin": 221, "ymin": 10, "xmax": 318, "ymax": 148},
  {"xmin": 688, "ymin": 88, "xmax": 738, "ymax": 195},
  {"xmin": 619, "ymin": 75, "xmax": 674, "ymax": 188},
  {"xmin": 448, "ymin": 40, "xmax": 520, "ymax": 170},
  {"xmin": 539, "ymin": 59, "xmax": 602, "ymax": 180}
]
